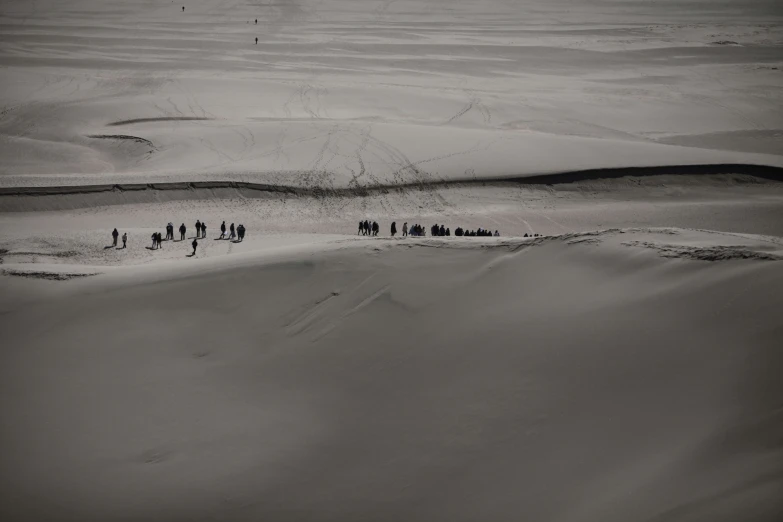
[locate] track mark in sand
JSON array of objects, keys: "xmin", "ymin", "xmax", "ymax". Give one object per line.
[
  {"xmin": 88, "ymin": 134, "xmax": 154, "ymax": 147},
  {"xmin": 284, "ymin": 291, "xmax": 341, "ymax": 335},
  {"xmin": 444, "ymin": 100, "xmax": 474, "ymax": 124},
  {"xmin": 310, "ymin": 285, "xmax": 391, "ymax": 342},
  {"xmin": 108, "ymin": 117, "xmax": 212, "ymax": 127},
  {"xmin": 343, "ymin": 285, "xmax": 391, "ymax": 318}
]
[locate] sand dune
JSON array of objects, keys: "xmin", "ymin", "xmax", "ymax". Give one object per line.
[
  {"xmin": 1, "ymin": 229, "xmax": 782, "ymax": 522},
  {"xmin": 1, "ymin": 0, "xmax": 783, "ymax": 520}
]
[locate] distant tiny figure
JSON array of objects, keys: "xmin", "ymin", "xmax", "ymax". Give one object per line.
[
  {"xmin": 402, "ymin": 222, "xmax": 408, "ymax": 237},
  {"xmin": 220, "ymin": 221, "xmax": 226, "ymax": 239},
  {"xmin": 255, "ymin": 19, "xmax": 258, "ymax": 24},
  {"xmin": 151, "ymin": 232, "xmax": 157, "ymax": 249},
  {"xmin": 391, "ymin": 221, "xmax": 397, "ymax": 237},
  {"xmin": 179, "ymin": 223, "xmax": 186, "ymax": 241},
  {"xmin": 112, "ymin": 228, "xmax": 119, "ymax": 247},
  {"xmin": 192, "ymin": 238, "xmax": 198, "ymax": 255},
  {"xmin": 195, "ymin": 220, "xmax": 201, "ymax": 239},
  {"xmin": 122, "ymin": 232, "xmax": 127, "ymax": 248},
  {"xmin": 494, "ymin": 230, "xmax": 500, "ymax": 237},
  {"xmin": 182, "ymin": 6, "xmax": 185, "ymax": 12},
  {"xmin": 229, "ymin": 223, "xmax": 236, "ymax": 240},
  {"xmin": 372, "ymin": 221, "xmax": 379, "ymax": 236},
  {"xmin": 202, "ymin": 222, "xmax": 207, "ymax": 238},
  {"xmin": 157, "ymin": 232, "xmax": 163, "ymax": 248},
  {"xmin": 255, "ymin": 37, "xmax": 258, "ymax": 45},
  {"xmin": 166, "ymin": 222, "xmax": 174, "ymax": 240},
  {"xmin": 439, "ymin": 225, "xmax": 445, "ymax": 237},
  {"xmin": 446, "ymin": 228, "xmax": 450, "ymax": 236},
  {"xmin": 237, "ymin": 224, "xmax": 246, "ymax": 241}
]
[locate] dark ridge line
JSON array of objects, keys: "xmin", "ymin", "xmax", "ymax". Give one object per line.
[
  {"xmin": 108, "ymin": 117, "xmax": 212, "ymax": 126},
  {"xmin": 0, "ymin": 164, "xmax": 781, "ymax": 198},
  {"xmin": 87, "ymin": 134, "xmax": 155, "ymax": 147}
]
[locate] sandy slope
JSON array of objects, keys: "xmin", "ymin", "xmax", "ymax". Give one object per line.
[
  {"xmin": 1, "ymin": 229, "xmax": 782, "ymax": 522},
  {"xmin": 1, "ymin": 0, "xmax": 782, "ymax": 187},
  {"xmin": 1, "ymin": 1, "xmax": 783, "ymax": 520}
]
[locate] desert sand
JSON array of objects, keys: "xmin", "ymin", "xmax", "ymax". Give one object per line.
[{"xmin": 1, "ymin": 0, "xmax": 782, "ymax": 521}]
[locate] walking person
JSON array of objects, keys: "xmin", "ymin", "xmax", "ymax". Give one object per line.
[
  {"xmin": 237, "ymin": 224, "xmax": 245, "ymax": 241},
  {"xmin": 372, "ymin": 221, "xmax": 379, "ymax": 236},
  {"xmin": 391, "ymin": 221, "xmax": 397, "ymax": 237},
  {"xmin": 179, "ymin": 223, "xmax": 186, "ymax": 241},
  {"xmin": 202, "ymin": 222, "xmax": 207, "ymax": 239},
  {"xmin": 358, "ymin": 221, "xmax": 364, "ymax": 236},
  {"xmin": 229, "ymin": 223, "xmax": 236, "ymax": 240},
  {"xmin": 191, "ymin": 237, "xmax": 198, "ymax": 256},
  {"xmin": 122, "ymin": 232, "xmax": 127, "ymax": 249},
  {"xmin": 220, "ymin": 221, "xmax": 226, "ymax": 239},
  {"xmin": 157, "ymin": 232, "xmax": 163, "ymax": 249},
  {"xmin": 402, "ymin": 222, "xmax": 408, "ymax": 237},
  {"xmin": 112, "ymin": 228, "xmax": 119, "ymax": 247},
  {"xmin": 151, "ymin": 232, "xmax": 158, "ymax": 250}
]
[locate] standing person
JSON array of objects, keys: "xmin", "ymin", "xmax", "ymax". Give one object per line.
[
  {"xmin": 182, "ymin": 6, "xmax": 185, "ymax": 12},
  {"xmin": 229, "ymin": 223, "xmax": 236, "ymax": 240},
  {"xmin": 372, "ymin": 221, "xmax": 379, "ymax": 236},
  {"xmin": 391, "ymin": 221, "xmax": 397, "ymax": 237},
  {"xmin": 195, "ymin": 220, "xmax": 201, "ymax": 239},
  {"xmin": 179, "ymin": 223, "xmax": 186, "ymax": 241},
  {"xmin": 255, "ymin": 37, "xmax": 258, "ymax": 45},
  {"xmin": 402, "ymin": 222, "xmax": 408, "ymax": 237},
  {"xmin": 494, "ymin": 230, "xmax": 500, "ymax": 237},
  {"xmin": 191, "ymin": 237, "xmax": 198, "ymax": 256},
  {"xmin": 220, "ymin": 221, "xmax": 227, "ymax": 239},
  {"xmin": 238, "ymin": 224, "xmax": 245, "ymax": 241},
  {"xmin": 439, "ymin": 225, "xmax": 445, "ymax": 237},
  {"xmin": 151, "ymin": 232, "xmax": 158, "ymax": 249},
  {"xmin": 255, "ymin": 18, "xmax": 257, "ymax": 24},
  {"xmin": 202, "ymin": 222, "xmax": 207, "ymax": 239},
  {"xmin": 122, "ymin": 232, "xmax": 127, "ymax": 249},
  {"xmin": 112, "ymin": 228, "xmax": 119, "ymax": 247},
  {"xmin": 157, "ymin": 232, "xmax": 163, "ymax": 249}
]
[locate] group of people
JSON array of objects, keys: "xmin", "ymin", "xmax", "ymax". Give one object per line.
[
  {"xmin": 111, "ymin": 228, "xmax": 127, "ymax": 248},
  {"xmin": 110, "ymin": 219, "xmax": 248, "ymax": 256},
  {"xmin": 454, "ymin": 227, "xmax": 499, "ymax": 237},
  {"xmin": 365, "ymin": 221, "xmax": 504, "ymax": 238},
  {"xmin": 358, "ymin": 220, "xmax": 381, "ymax": 236}
]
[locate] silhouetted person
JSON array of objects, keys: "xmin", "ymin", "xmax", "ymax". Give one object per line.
[
  {"xmin": 220, "ymin": 221, "xmax": 226, "ymax": 239},
  {"xmin": 157, "ymin": 232, "xmax": 163, "ymax": 249},
  {"xmin": 494, "ymin": 230, "xmax": 499, "ymax": 237},
  {"xmin": 372, "ymin": 221, "xmax": 379, "ymax": 236},
  {"xmin": 202, "ymin": 222, "xmax": 207, "ymax": 238},
  {"xmin": 195, "ymin": 220, "xmax": 201, "ymax": 239},
  {"xmin": 151, "ymin": 232, "xmax": 157, "ymax": 249},
  {"xmin": 182, "ymin": 6, "xmax": 185, "ymax": 12},
  {"xmin": 439, "ymin": 225, "xmax": 445, "ymax": 236},
  {"xmin": 391, "ymin": 221, "xmax": 397, "ymax": 237},
  {"xmin": 446, "ymin": 228, "xmax": 450, "ymax": 236},
  {"xmin": 229, "ymin": 223, "xmax": 236, "ymax": 240},
  {"xmin": 122, "ymin": 232, "xmax": 127, "ymax": 249},
  {"xmin": 179, "ymin": 223, "xmax": 186, "ymax": 241},
  {"xmin": 112, "ymin": 228, "xmax": 119, "ymax": 247},
  {"xmin": 192, "ymin": 238, "xmax": 198, "ymax": 255},
  {"xmin": 255, "ymin": 37, "xmax": 258, "ymax": 45},
  {"xmin": 237, "ymin": 224, "xmax": 245, "ymax": 241},
  {"xmin": 255, "ymin": 19, "xmax": 258, "ymax": 24},
  {"xmin": 358, "ymin": 221, "xmax": 364, "ymax": 235},
  {"xmin": 402, "ymin": 222, "xmax": 408, "ymax": 237}
]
